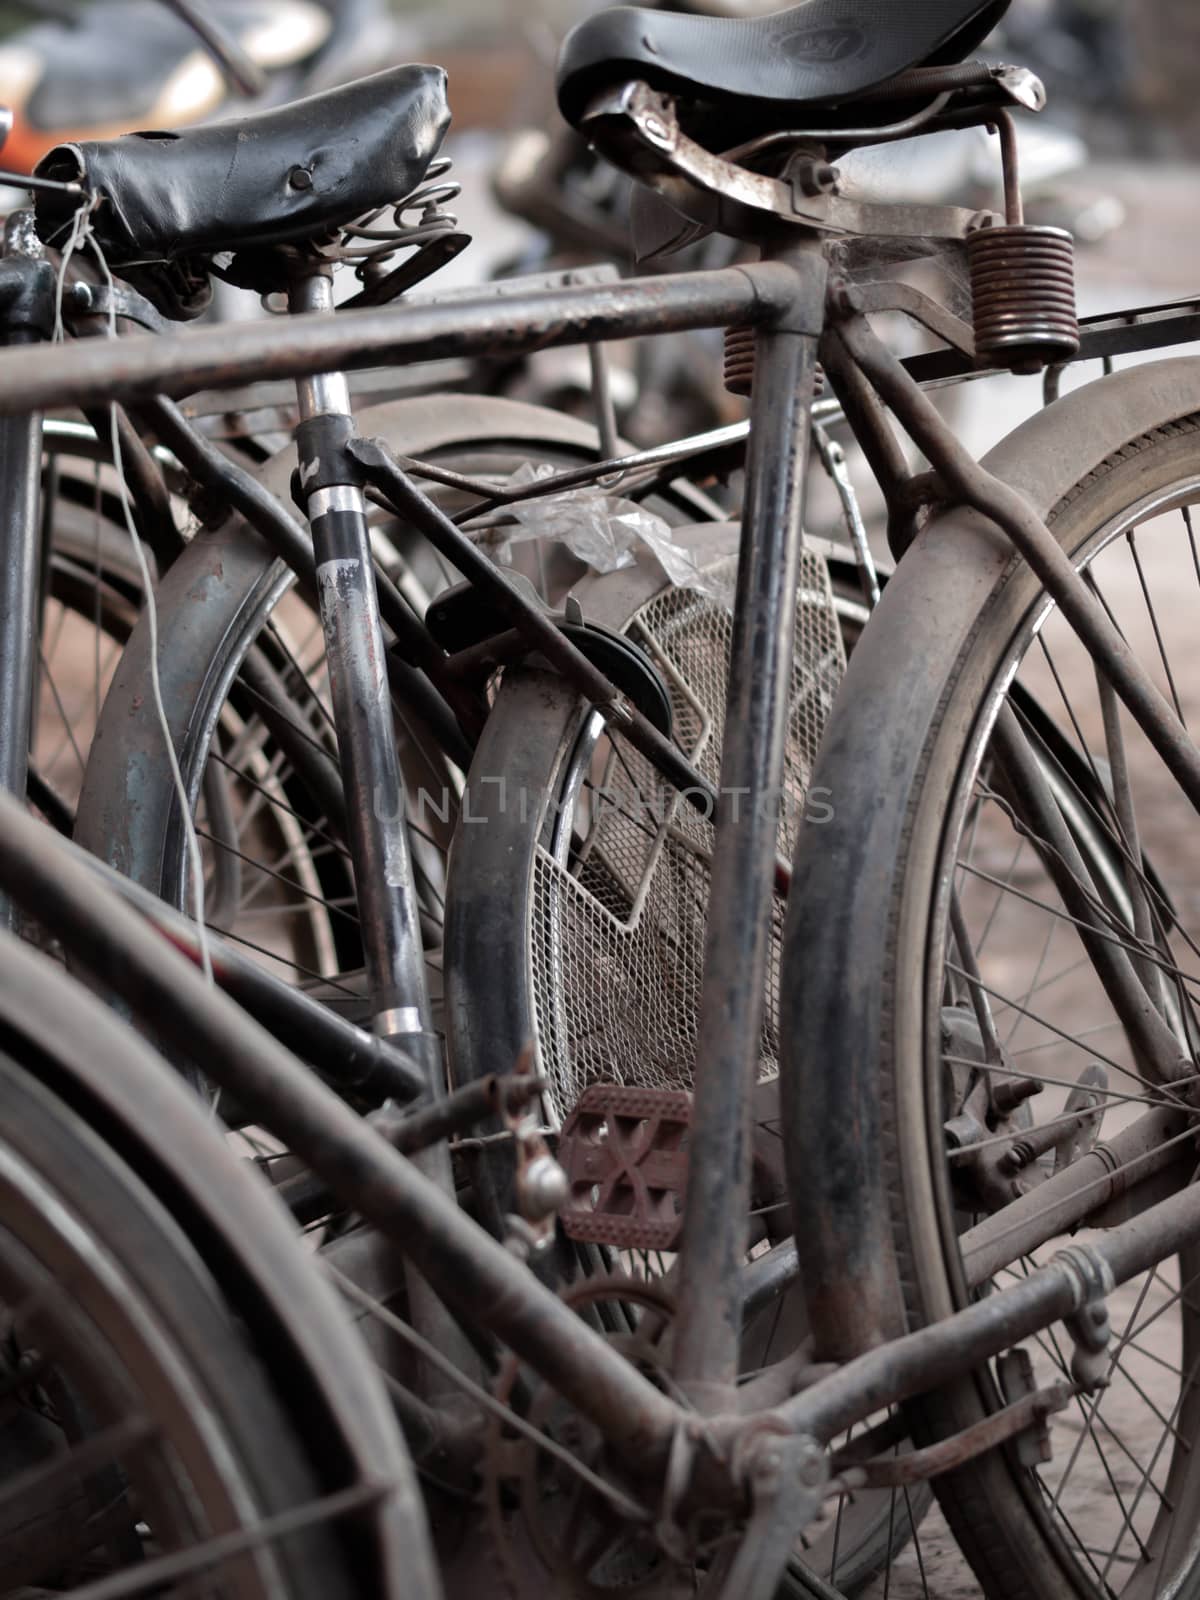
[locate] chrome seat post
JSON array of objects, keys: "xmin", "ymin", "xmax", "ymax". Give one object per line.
[
  {"xmin": 289, "ymin": 263, "xmax": 482, "ymax": 1393},
  {"xmin": 288, "ymin": 265, "xmax": 437, "ymax": 1072}
]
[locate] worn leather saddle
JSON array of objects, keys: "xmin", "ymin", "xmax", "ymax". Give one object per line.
[
  {"xmin": 33, "ymin": 63, "xmax": 450, "ymax": 317},
  {"xmin": 557, "ymin": 0, "xmax": 1010, "ymax": 140}
]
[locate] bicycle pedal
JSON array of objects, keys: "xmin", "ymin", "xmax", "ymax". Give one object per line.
[{"xmin": 557, "ymin": 1083, "xmax": 691, "ymax": 1252}]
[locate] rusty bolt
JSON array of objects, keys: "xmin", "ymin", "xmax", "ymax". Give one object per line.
[
  {"xmin": 796, "ymin": 161, "xmax": 840, "ymax": 198},
  {"xmin": 993, "ymin": 1076, "xmax": 1044, "ymax": 1114}
]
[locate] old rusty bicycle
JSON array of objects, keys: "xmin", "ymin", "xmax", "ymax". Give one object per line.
[{"xmin": 0, "ymin": 1, "xmax": 1199, "ymax": 1596}]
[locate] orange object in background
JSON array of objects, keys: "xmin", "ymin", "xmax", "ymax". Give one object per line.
[{"xmin": 0, "ymin": 0, "xmax": 334, "ymax": 174}]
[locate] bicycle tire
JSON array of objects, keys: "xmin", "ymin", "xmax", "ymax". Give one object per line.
[
  {"xmin": 0, "ymin": 929, "xmax": 435, "ymax": 1597},
  {"xmin": 783, "ymin": 356, "xmax": 1200, "ymax": 1600}
]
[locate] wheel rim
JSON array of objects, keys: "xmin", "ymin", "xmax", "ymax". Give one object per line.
[
  {"xmin": 0, "ymin": 1061, "xmax": 331, "ymax": 1599},
  {"xmin": 919, "ymin": 474, "xmax": 1200, "ymax": 1594}
]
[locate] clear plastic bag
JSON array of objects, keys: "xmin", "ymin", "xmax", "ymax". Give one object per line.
[{"xmin": 496, "ymin": 463, "xmax": 733, "ymax": 608}]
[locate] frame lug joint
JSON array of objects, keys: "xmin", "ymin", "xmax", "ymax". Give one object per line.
[{"xmin": 291, "ymin": 412, "xmax": 364, "ymax": 508}]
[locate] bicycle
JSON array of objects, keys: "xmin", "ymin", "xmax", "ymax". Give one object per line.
[
  {"xmin": 0, "ymin": 3, "xmax": 1197, "ymax": 1598},
  {"xmin": 0, "ymin": 920, "xmax": 431, "ymax": 1597}
]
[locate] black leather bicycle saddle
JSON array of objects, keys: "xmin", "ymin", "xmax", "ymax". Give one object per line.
[
  {"xmin": 557, "ymin": 0, "xmax": 1010, "ymax": 136},
  {"xmin": 33, "ymin": 64, "xmax": 450, "ymax": 293}
]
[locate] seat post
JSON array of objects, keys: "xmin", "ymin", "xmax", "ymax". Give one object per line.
[
  {"xmin": 288, "ymin": 265, "xmax": 438, "ymax": 1068},
  {"xmin": 288, "ymin": 263, "xmax": 484, "ymax": 1397}
]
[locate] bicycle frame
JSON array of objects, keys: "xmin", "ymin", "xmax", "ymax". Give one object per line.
[{"xmin": 6, "ymin": 175, "xmax": 1200, "ymax": 1590}]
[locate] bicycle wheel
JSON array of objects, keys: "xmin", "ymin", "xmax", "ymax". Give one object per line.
[
  {"xmin": 30, "ymin": 433, "xmax": 153, "ymax": 834},
  {"xmin": 784, "ymin": 360, "xmax": 1200, "ymax": 1600},
  {"xmin": 445, "ymin": 523, "xmax": 922, "ymax": 1596},
  {"xmin": 0, "ymin": 930, "xmax": 435, "ymax": 1598},
  {"xmin": 75, "ymin": 394, "xmax": 709, "ymax": 1055}
]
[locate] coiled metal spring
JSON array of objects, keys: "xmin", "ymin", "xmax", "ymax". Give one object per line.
[
  {"xmin": 723, "ymin": 324, "xmax": 757, "ymax": 398},
  {"xmin": 723, "ymin": 324, "xmax": 826, "ymax": 400},
  {"xmin": 967, "ymin": 222, "xmax": 1079, "ymax": 373},
  {"xmin": 334, "ymin": 156, "xmax": 463, "ymax": 276}
]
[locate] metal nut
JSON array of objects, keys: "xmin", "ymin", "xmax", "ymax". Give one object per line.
[
  {"xmin": 520, "ymin": 1153, "xmax": 569, "ymax": 1221},
  {"xmin": 795, "ymin": 161, "xmax": 840, "ymax": 198}
]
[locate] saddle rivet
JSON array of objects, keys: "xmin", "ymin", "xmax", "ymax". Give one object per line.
[{"xmin": 288, "ymin": 165, "xmax": 314, "ymax": 191}]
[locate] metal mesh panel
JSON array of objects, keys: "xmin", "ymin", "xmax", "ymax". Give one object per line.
[{"xmin": 531, "ymin": 549, "xmax": 845, "ymax": 1121}]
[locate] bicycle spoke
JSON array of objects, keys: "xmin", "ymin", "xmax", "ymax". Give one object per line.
[
  {"xmin": 1006, "ymin": 913, "xmax": 1058, "ymax": 1047},
  {"xmin": 944, "ymin": 962, "xmax": 1181, "ymax": 1100},
  {"xmin": 959, "ymin": 853, "xmax": 1200, "ymax": 1004},
  {"xmin": 902, "ymin": 1481, "xmax": 930, "ymax": 1600},
  {"xmin": 205, "ymin": 923, "xmax": 363, "ymax": 996},
  {"xmin": 37, "ymin": 644, "xmax": 90, "ymax": 777},
  {"xmin": 1126, "ymin": 530, "xmax": 1186, "ymax": 728},
  {"xmin": 194, "ymin": 828, "xmax": 362, "ymax": 931}
]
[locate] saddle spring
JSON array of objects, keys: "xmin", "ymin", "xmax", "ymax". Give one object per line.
[
  {"xmin": 967, "ymin": 222, "xmax": 1079, "ymax": 373},
  {"xmin": 332, "ymin": 156, "xmax": 470, "ymax": 303},
  {"xmin": 967, "ymin": 110, "xmax": 1079, "ymax": 373}
]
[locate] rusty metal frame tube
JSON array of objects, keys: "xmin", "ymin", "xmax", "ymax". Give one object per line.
[
  {"xmin": 0, "ymin": 263, "xmax": 795, "ymax": 419},
  {"xmin": 0, "ymin": 248, "xmax": 48, "ymax": 929},
  {"xmin": 820, "ymin": 329, "xmax": 923, "ymax": 558},
  {"xmin": 672, "ymin": 245, "xmax": 827, "ymax": 1406},
  {"xmin": 960, "ymin": 1103, "xmax": 1192, "ymax": 1285},
  {"xmin": 838, "ymin": 313, "xmax": 1200, "ymax": 820},
  {"xmin": 0, "ymin": 409, "xmax": 40, "ymax": 812},
  {"xmin": 775, "ymin": 1173, "xmax": 1200, "ymax": 1446},
  {"xmin": 741, "ymin": 1237, "xmax": 800, "ymax": 1322}
]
